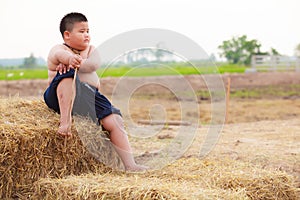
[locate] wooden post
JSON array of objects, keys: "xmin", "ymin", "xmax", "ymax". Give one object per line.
[{"xmin": 225, "ymin": 77, "xmax": 231, "ymax": 124}]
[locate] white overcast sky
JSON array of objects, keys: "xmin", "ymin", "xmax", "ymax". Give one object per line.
[{"xmin": 0, "ymin": 0, "xmax": 299, "ymax": 60}]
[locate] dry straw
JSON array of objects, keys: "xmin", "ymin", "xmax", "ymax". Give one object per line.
[
  {"xmin": 0, "ymin": 97, "xmax": 122, "ymax": 199},
  {"xmin": 32, "ymin": 157, "xmax": 299, "ymax": 199},
  {"xmin": 0, "ymin": 97, "xmax": 299, "ymax": 199}
]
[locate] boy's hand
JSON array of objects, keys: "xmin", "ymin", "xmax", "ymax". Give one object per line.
[
  {"xmin": 56, "ymin": 55, "xmax": 82, "ymax": 74},
  {"xmin": 68, "ymin": 54, "xmax": 82, "ymax": 69},
  {"xmin": 56, "ymin": 54, "xmax": 83, "ymax": 75},
  {"xmin": 56, "ymin": 63, "xmax": 70, "ymax": 75}
]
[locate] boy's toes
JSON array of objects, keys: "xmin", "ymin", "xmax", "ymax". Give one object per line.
[{"xmin": 58, "ymin": 125, "xmax": 72, "ymax": 137}]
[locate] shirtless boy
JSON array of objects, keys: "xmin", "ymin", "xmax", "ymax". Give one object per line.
[{"xmin": 44, "ymin": 12, "xmax": 147, "ymax": 171}]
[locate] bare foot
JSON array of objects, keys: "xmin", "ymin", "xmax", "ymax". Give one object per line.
[
  {"xmin": 125, "ymin": 164, "xmax": 149, "ymax": 173},
  {"xmin": 57, "ymin": 123, "xmax": 72, "ymax": 137}
]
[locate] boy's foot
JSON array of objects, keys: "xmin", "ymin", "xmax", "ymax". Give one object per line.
[
  {"xmin": 57, "ymin": 123, "xmax": 72, "ymax": 137},
  {"xmin": 125, "ymin": 164, "xmax": 149, "ymax": 172}
]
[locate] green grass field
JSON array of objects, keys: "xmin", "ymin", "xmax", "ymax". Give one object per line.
[
  {"xmin": 0, "ymin": 69, "xmax": 48, "ymax": 80},
  {"xmin": 0, "ymin": 64, "xmax": 246, "ymax": 80},
  {"xmin": 97, "ymin": 64, "xmax": 246, "ymax": 77}
]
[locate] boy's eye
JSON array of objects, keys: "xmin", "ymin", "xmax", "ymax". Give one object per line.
[{"xmin": 79, "ymin": 30, "xmax": 89, "ymax": 34}]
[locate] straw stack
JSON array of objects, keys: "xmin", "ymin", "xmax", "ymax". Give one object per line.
[
  {"xmin": 32, "ymin": 157, "xmax": 299, "ymax": 199},
  {"xmin": 0, "ymin": 97, "xmax": 122, "ymax": 199}
]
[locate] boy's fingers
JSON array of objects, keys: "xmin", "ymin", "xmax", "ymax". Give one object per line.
[
  {"xmin": 57, "ymin": 64, "xmax": 63, "ymax": 75},
  {"xmin": 57, "ymin": 63, "xmax": 69, "ymax": 74},
  {"xmin": 75, "ymin": 54, "xmax": 83, "ymax": 63}
]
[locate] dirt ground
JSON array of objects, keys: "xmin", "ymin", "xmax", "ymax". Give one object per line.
[
  {"xmin": 1, "ymin": 71, "xmax": 300, "ymax": 186},
  {"xmin": 124, "ymin": 94, "xmax": 300, "ymax": 186}
]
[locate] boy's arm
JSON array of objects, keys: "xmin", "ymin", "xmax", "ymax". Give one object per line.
[
  {"xmin": 79, "ymin": 45, "xmax": 101, "ymax": 73},
  {"xmin": 47, "ymin": 44, "xmax": 82, "ymax": 71}
]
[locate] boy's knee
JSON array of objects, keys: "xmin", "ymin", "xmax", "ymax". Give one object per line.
[
  {"xmin": 56, "ymin": 78, "xmax": 76, "ymax": 103},
  {"xmin": 57, "ymin": 78, "xmax": 74, "ymax": 94},
  {"xmin": 101, "ymin": 114, "xmax": 124, "ymax": 132},
  {"xmin": 113, "ymin": 113, "xmax": 123, "ymax": 121}
]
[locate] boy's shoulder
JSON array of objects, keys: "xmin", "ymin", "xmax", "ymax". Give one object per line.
[
  {"xmin": 50, "ymin": 43, "xmax": 94, "ymax": 51},
  {"xmin": 48, "ymin": 44, "xmax": 95, "ymax": 59},
  {"xmin": 49, "ymin": 44, "xmax": 69, "ymax": 52}
]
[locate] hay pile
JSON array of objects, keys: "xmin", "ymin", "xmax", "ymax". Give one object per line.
[
  {"xmin": 33, "ymin": 157, "xmax": 299, "ymax": 199},
  {"xmin": 0, "ymin": 97, "xmax": 122, "ymax": 199},
  {"xmin": 0, "ymin": 97, "xmax": 299, "ymax": 199}
]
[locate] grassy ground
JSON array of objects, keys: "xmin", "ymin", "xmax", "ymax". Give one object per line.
[
  {"xmin": 0, "ymin": 64, "xmax": 246, "ymax": 80},
  {"xmin": 97, "ymin": 64, "xmax": 246, "ymax": 77},
  {"xmin": 0, "ymin": 68, "xmax": 48, "ymax": 80}
]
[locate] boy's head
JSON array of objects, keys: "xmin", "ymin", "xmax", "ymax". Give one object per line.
[{"xmin": 59, "ymin": 12, "xmax": 88, "ymax": 38}]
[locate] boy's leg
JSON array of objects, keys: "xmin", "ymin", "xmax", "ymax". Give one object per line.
[
  {"xmin": 101, "ymin": 114, "xmax": 148, "ymax": 171},
  {"xmin": 56, "ymin": 77, "xmax": 74, "ymax": 136}
]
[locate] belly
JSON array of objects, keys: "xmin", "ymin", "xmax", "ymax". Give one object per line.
[{"xmin": 78, "ymin": 72, "xmax": 100, "ymax": 89}]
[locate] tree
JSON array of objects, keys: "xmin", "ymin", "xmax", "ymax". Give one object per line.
[
  {"xmin": 209, "ymin": 53, "xmax": 216, "ymax": 62},
  {"xmin": 22, "ymin": 53, "xmax": 37, "ymax": 68},
  {"xmin": 270, "ymin": 47, "xmax": 280, "ymax": 56},
  {"xmin": 152, "ymin": 42, "xmax": 165, "ymax": 62},
  {"xmin": 218, "ymin": 35, "xmax": 262, "ymax": 65},
  {"xmin": 294, "ymin": 43, "xmax": 300, "ymax": 58}
]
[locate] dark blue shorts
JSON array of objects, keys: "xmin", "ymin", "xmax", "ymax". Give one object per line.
[{"xmin": 43, "ymin": 69, "xmax": 121, "ymax": 123}]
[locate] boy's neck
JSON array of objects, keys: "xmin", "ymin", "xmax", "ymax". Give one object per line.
[{"xmin": 63, "ymin": 43, "xmax": 81, "ymax": 55}]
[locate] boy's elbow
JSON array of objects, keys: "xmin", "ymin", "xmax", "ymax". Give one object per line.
[
  {"xmin": 92, "ymin": 63, "xmax": 101, "ymax": 72},
  {"xmin": 88, "ymin": 61, "xmax": 101, "ymax": 71}
]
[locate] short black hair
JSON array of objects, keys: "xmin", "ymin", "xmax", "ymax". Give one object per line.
[{"xmin": 59, "ymin": 12, "xmax": 88, "ymax": 38}]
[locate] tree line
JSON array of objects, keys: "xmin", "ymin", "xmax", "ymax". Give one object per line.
[{"xmin": 218, "ymin": 35, "xmax": 300, "ymax": 66}]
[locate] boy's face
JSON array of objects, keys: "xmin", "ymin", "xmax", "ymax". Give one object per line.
[{"xmin": 65, "ymin": 21, "xmax": 90, "ymax": 50}]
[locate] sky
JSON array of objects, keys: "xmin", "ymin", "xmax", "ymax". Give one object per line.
[{"xmin": 0, "ymin": 0, "xmax": 299, "ymax": 60}]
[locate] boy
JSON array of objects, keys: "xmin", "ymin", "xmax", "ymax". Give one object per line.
[{"xmin": 44, "ymin": 12, "xmax": 147, "ymax": 171}]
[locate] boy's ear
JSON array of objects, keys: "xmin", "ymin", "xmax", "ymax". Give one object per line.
[{"xmin": 63, "ymin": 31, "xmax": 70, "ymax": 39}]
